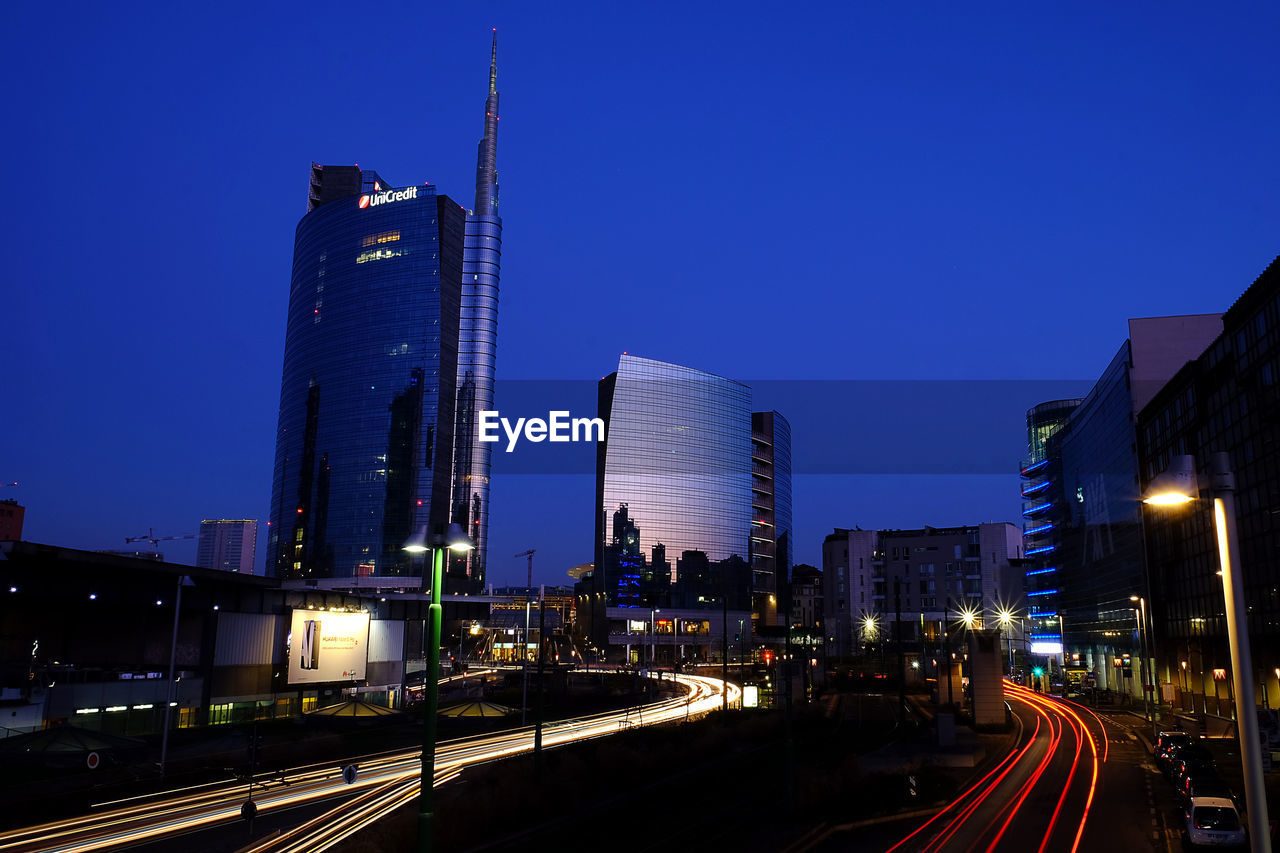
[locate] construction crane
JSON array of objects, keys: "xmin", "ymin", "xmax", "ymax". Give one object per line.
[
  {"xmin": 126, "ymin": 528, "xmax": 196, "ymax": 550},
  {"xmin": 514, "ymin": 549, "xmax": 535, "ymax": 589}
]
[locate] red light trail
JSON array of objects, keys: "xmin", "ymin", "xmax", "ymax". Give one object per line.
[{"xmin": 889, "ymin": 680, "xmax": 1105, "ymax": 853}]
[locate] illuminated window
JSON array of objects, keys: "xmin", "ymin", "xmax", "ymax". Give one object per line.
[
  {"xmin": 356, "ymin": 248, "xmax": 402, "ymax": 264},
  {"xmin": 361, "ymin": 230, "xmax": 401, "ymax": 247},
  {"xmin": 295, "ymin": 528, "xmax": 304, "ymax": 542}
]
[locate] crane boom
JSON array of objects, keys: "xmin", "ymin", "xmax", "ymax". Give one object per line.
[
  {"xmin": 126, "ymin": 527, "xmax": 196, "ymax": 550},
  {"xmin": 514, "ymin": 549, "xmax": 535, "ymax": 589}
]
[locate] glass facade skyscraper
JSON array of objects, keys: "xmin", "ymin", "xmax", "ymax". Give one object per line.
[
  {"xmin": 593, "ymin": 355, "xmax": 753, "ymax": 606},
  {"xmin": 1020, "ymin": 315, "xmax": 1220, "ymax": 690},
  {"xmin": 451, "ymin": 33, "xmax": 503, "ymax": 588},
  {"xmin": 267, "ymin": 173, "xmax": 464, "ymax": 579}
]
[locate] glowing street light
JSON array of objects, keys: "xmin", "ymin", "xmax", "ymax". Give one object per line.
[
  {"xmin": 1143, "ymin": 453, "xmax": 1271, "ymax": 853},
  {"xmin": 405, "ymin": 522, "xmax": 473, "ymax": 853}
]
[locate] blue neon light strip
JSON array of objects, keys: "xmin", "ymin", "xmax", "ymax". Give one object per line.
[
  {"xmin": 1021, "ymin": 459, "xmax": 1049, "ymax": 476},
  {"xmin": 1030, "ymin": 611, "xmax": 1058, "ymax": 618},
  {"xmin": 1022, "ymin": 502, "xmax": 1053, "ymax": 517},
  {"xmin": 1030, "ymin": 634, "xmax": 1062, "ymax": 641},
  {"xmin": 1025, "ymin": 567, "xmax": 1057, "ymax": 576},
  {"xmin": 1026, "ymin": 545, "xmax": 1056, "ymax": 556},
  {"xmin": 1021, "ymin": 481, "xmax": 1051, "ymax": 496},
  {"xmin": 1023, "ymin": 522, "xmax": 1054, "ymax": 536},
  {"xmin": 1027, "ymin": 588, "xmax": 1057, "ymax": 597}
]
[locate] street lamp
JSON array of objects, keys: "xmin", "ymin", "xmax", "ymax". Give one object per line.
[
  {"xmin": 1144, "ymin": 453, "xmax": 1271, "ymax": 853},
  {"xmin": 405, "ymin": 522, "xmax": 473, "ymax": 853},
  {"xmin": 1129, "ymin": 595, "xmax": 1156, "ymax": 741},
  {"xmin": 997, "ymin": 608, "xmax": 1017, "ymax": 674}
]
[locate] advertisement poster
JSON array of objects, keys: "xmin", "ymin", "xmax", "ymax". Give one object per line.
[{"xmin": 287, "ymin": 610, "xmax": 370, "ymax": 685}]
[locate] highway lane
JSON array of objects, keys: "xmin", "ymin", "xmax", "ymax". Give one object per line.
[
  {"xmin": 0, "ymin": 672, "xmax": 738, "ymax": 853},
  {"xmin": 887, "ymin": 682, "xmax": 1109, "ymax": 853}
]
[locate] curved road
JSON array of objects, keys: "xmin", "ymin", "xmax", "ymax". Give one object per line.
[
  {"xmin": 0, "ymin": 672, "xmax": 738, "ymax": 853},
  {"xmin": 887, "ymin": 681, "xmax": 1114, "ymax": 853}
]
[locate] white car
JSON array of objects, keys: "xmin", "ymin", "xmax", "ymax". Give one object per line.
[{"xmin": 1184, "ymin": 796, "xmax": 1246, "ymax": 848}]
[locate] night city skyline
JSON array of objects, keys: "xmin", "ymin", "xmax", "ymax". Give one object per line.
[{"xmin": 5, "ymin": 3, "xmax": 1280, "ymax": 587}]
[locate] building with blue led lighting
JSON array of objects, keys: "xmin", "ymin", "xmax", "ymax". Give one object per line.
[
  {"xmin": 1019, "ymin": 399, "xmax": 1080, "ymax": 664},
  {"xmin": 1021, "ymin": 315, "xmax": 1221, "ymax": 692}
]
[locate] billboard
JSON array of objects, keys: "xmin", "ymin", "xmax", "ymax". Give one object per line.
[{"xmin": 287, "ymin": 610, "xmax": 371, "ymax": 685}]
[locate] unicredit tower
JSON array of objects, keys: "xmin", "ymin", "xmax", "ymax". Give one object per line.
[{"xmin": 267, "ymin": 37, "xmax": 502, "ymax": 582}]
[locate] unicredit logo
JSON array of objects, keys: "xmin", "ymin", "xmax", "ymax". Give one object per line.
[{"xmin": 358, "ymin": 186, "xmax": 419, "ymax": 209}]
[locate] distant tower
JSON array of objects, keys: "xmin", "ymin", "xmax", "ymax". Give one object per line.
[
  {"xmin": 196, "ymin": 519, "xmax": 258, "ymax": 573},
  {"xmin": 452, "ymin": 31, "xmax": 503, "ymax": 588}
]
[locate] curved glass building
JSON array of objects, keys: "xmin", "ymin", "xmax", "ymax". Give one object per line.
[
  {"xmin": 451, "ymin": 33, "xmax": 503, "ymax": 588},
  {"xmin": 267, "ymin": 169, "xmax": 463, "ymax": 579},
  {"xmin": 594, "ymin": 355, "xmax": 753, "ymax": 604}
]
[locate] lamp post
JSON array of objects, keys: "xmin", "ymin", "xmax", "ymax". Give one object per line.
[
  {"xmin": 997, "ymin": 608, "xmax": 1016, "ymax": 676},
  {"xmin": 405, "ymin": 522, "xmax": 473, "ymax": 853},
  {"xmin": 1130, "ymin": 596, "xmax": 1155, "ymax": 740},
  {"xmin": 1144, "ymin": 454, "xmax": 1271, "ymax": 853}
]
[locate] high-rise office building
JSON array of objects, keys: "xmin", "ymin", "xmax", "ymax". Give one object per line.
[
  {"xmin": 751, "ymin": 411, "xmax": 792, "ymax": 627},
  {"xmin": 581, "ymin": 355, "xmax": 764, "ymax": 650},
  {"xmin": 1139, "ymin": 256, "xmax": 1280, "ymax": 715},
  {"xmin": 196, "ymin": 519, "xmax": 258, "ymax": 574},
  {"xmin": 1019, "ymin": 399, "xmax": 1081, "ymax": 659},
  {"xmin": 451, "ymin": 33, "xmax": 503, "ymax": 589},
  {"xmin": 266, "ymin": 170, "xmax": 464, "ymax": 580},
  {"xmin": 266, "ymin": 41, "xmax": 502, "ymax": 582},
  {"xmin": 1022, "ymin": 315, "xmax": 1221, "ymax": 689},
  {"xmin": 594, "ymin": 355, "xmax": 753, "ymax": 588}
]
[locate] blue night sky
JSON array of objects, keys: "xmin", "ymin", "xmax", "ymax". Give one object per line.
[{"xmin": 4, "ymin": 3, "xmax": 1278, "ymax": 586}]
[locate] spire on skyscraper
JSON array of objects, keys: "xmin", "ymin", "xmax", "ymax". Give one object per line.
[
  {"xmin": 474, "ymin": 29, "xmax": 500, "ymax": 216},
  {"xmin": 489, "ymin": 29, "xmax": 498, "ymax": 95}
]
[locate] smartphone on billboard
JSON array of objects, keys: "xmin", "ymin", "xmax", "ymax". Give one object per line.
[{"xmin": 301, "ymin": 619, "xmax": 321, "ymax": 670}]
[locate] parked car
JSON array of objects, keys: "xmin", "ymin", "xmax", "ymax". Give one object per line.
[
  {"xmin": 1181, "ymin": 777, "xmax": 1239, "ymax": 810},
  {"xmin": 1156, "ymin": 730, "xmax": 1193, "ymax": 757},
  {"xmin": 1172, "ymin": 757, "xmax": 1217, "ymax": 792},
  {"xmin": 1162, "ymin": 742, "xmax": 1213, "ymax": 776},
  {"xmin": 1183, "ymin": 796, "xmax": 1245, "ymax": 848},
  {"xmin": 1176, "ymin": 766, "xmax": 1223, "ymax": 802}
]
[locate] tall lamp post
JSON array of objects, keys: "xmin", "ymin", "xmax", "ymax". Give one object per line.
[
  {"xmin": 1144, "ymin": 454, "xmax": 1271, "ymax": 853},
  {"xmin": 405, "ymin": 522, "xmax": 473, "ymax": 853},
  {"xmin": 997, "ymin": 608, "xmax": 1018, "ymax": 676},
  {"xmin": 1130, "ymin": 595, "xmax": 1158, "ymax": 742}
]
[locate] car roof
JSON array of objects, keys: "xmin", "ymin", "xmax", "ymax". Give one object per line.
[
  {"xmin": 1190, "ymin": 781, "xmax": 1232, "ymax": 793},
  {"xmin": 1189, "ymin": 796, "xmax": 1237, "ymax": 809}
]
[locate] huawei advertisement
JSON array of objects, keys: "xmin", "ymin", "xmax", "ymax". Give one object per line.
[{"xmin": 286, "ymin": 610, "xmax": 370, "ymax": 685}]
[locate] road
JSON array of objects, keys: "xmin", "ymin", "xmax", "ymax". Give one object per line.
[
  {"xmin": 863, "ymin": 682, "xmax": 1169, "ymax": 853},
  {"xmin": 0, "ymin": 671, "xmax": 737, "ymax": 853}
]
